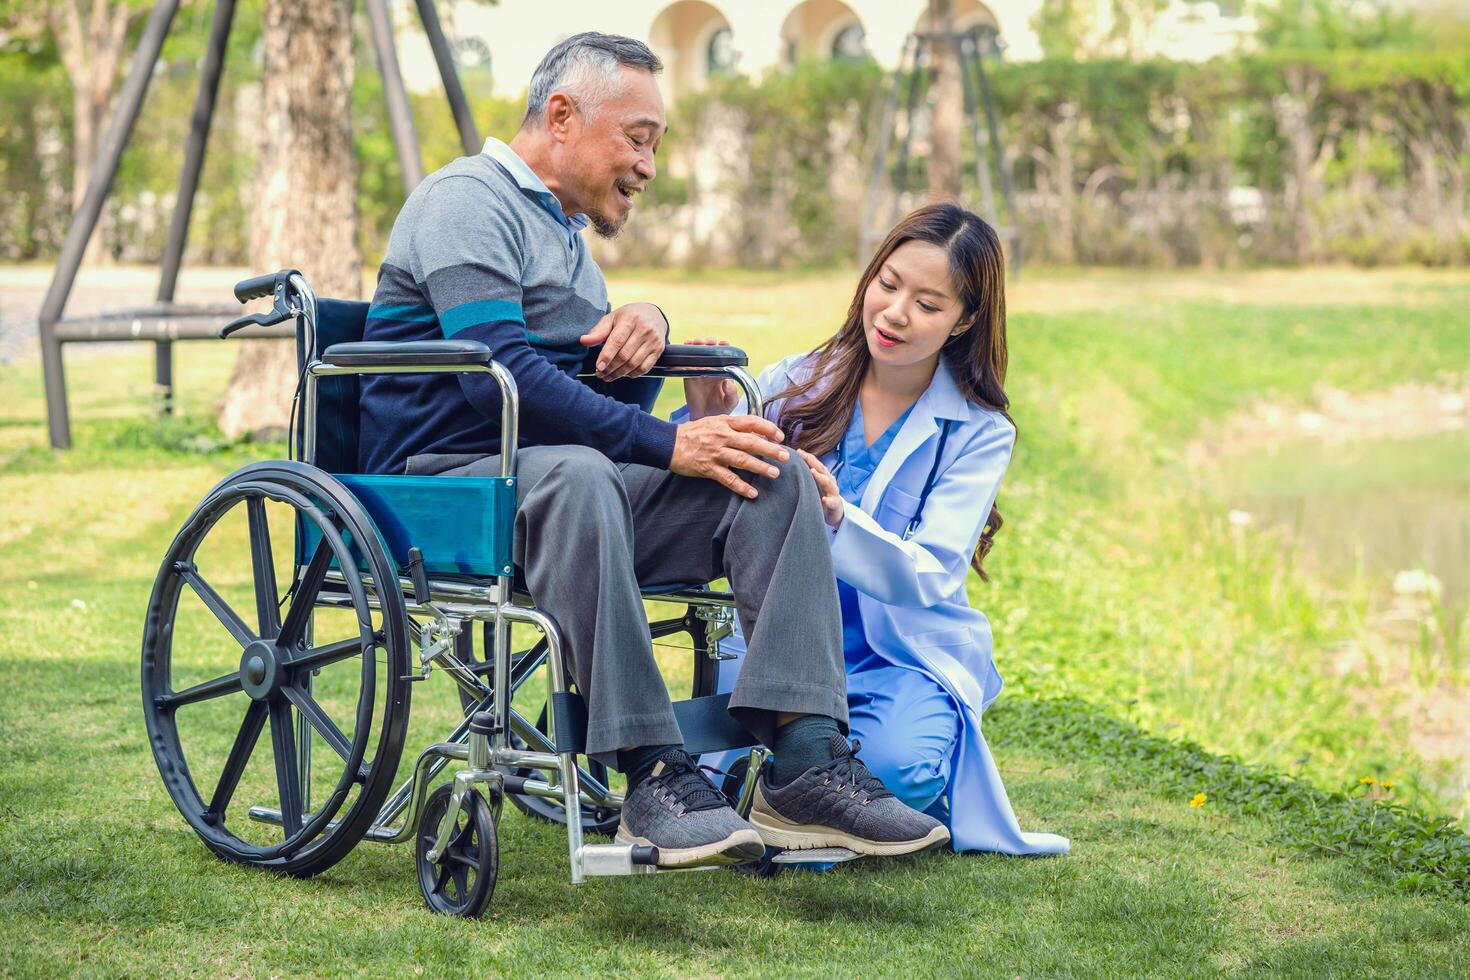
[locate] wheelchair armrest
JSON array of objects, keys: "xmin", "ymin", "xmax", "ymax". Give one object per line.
[
  {"xmin": 654, "ymin": 344, "xmax": 748, "ymax": 370},
  {"xmin": 320, "ymin": 340, "xmax": 493, "ymax": 368}
]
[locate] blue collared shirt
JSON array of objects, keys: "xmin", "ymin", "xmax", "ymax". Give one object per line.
[
  {"xmin": 480, "ymin": 137, "xmax": 589, "ymax": 249},
  {"xmin": 836, "ymin": 400, "xmax": 915, "ymax": 670}
]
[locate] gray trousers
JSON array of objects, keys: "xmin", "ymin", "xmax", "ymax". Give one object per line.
[{"xmin": 407, "ymin": 446, "xmax": 847, "ymax": 761}]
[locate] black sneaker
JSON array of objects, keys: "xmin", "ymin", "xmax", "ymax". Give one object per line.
[
  {"xmin": 615, "ymin": 749, "xmax": 766, "ymax": 868},
  {"xmin": 749, "ymin": 735, "xmax": 950, "ymax": 856}
]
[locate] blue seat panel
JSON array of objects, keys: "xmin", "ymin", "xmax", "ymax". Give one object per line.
[{"xmin": 300, "ymin": 473, "xmax": 516, "ymax": 577}]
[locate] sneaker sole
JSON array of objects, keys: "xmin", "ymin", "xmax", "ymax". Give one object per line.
[
  {"xmin": 614, "ymin": 826, "xmax": 766, "ymax": 868},
  {"xmin": 749, "ymin": 809, "xmax": 951, "ymax": 856}
]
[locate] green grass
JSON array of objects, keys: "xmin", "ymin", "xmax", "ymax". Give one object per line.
[{"xmin": 2, "ymin": 266, "xmax": 1470, "ymax": 975}]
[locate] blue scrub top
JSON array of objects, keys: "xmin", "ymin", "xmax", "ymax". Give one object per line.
[{"xmin": 835, "ymin": 400, "xmax": 914, "ymax": 673}]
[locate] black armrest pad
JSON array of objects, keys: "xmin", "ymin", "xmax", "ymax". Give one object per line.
[
  {"xmin": 656, "ymin": 344, "xmax": 748, "ymax": 369},
  {"xmin": 321, "ymin": 340, "xmax": 492, "ymax": 367}
]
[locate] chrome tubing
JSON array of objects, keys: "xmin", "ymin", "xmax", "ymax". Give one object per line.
[{"xmin": 496, "ymin": 604, "xmax": 586, "ymax": 883}]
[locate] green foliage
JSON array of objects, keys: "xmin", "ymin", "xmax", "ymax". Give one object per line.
[
  {"xmin": 669, "ymin": 58, "xmax": 884, "ymax": 268},
  {"xmin": 1252, "ymin": 0, "xmax": 1425, "ymax": 52}
]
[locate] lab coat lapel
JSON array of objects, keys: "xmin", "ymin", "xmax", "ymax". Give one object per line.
[{"xmin": 859, "ymin": 359, "xmax": 968, "ymax": 514}]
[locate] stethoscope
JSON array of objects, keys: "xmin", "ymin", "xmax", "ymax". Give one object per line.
[{"xmin": 831, "ymin": 418, "xmax": 956, "ymax": 541}]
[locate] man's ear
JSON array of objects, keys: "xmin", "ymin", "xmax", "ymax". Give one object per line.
[{"xmin": 545, "ymin": 92, "xmax": 578, "ymax": 142}]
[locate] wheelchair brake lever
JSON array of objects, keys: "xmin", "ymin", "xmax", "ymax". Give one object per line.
[{"xmin": 218, "ymin": 309, "xmax": 291, "ymax": 339}]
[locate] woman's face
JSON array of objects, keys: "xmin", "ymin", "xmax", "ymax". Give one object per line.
[{"xmin": 860, "ymin": 240, "xmax": 970, "ymax": 371}]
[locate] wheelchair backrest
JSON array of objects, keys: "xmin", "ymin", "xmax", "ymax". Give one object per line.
[{"xmin": 297, "ymin": 298, "xmax": 368, "ymax": 473}]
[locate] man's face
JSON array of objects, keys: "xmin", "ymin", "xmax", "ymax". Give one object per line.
[{"xmin": 559, "ymin": 66, "xmax": 665, "ymax": 238}]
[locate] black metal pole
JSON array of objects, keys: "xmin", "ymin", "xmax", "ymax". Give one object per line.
[
  {"xmin": 38, "ymin": 0, "xmax": 182, "ymax": 449},
  {"xmin": 414, "ymin": 0, "xmax": 480, "ymax": 156},
  {"xmin": 957, "ymin": 33, "xmax": 998, "ymax": 225},
  {"xmin": 890, "ymin": 36, "xmax": 928, "ymax": 230},
  {"xmin": 859, "ymin": 36, "xmax": 909, "ymax": 261},
  {"xmin": 365, "ymin": 0, "xmax": 426, "ymax": 193},
  {"xmin": 154, "ymin": 0, "xmax": 237, "ymax": 416},
  {"xmin": 971, "ymin": 35, "xmax": 1021, "ymax": 274}
]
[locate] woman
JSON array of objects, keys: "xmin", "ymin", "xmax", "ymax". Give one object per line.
[{"xmin": 684, "ymin": 203, "xmax": 1068, "ymax": 856}]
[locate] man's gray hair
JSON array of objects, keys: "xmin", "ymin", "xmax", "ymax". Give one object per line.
[{"xmin": 523, "ymin": 33, "xmax": 663, "ymax": 124}]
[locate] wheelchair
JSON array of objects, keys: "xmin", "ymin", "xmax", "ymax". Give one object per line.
[{"xmin": 140, "ymin": 270, "xmax": 829, "ymax": 918}]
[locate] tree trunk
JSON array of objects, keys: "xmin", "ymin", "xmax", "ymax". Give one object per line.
[
  {"xmin": 217, "ymin": 0, "xmax": 360, "ymax": 441},
  {"xmin": 47, "ymin": 1, "xmax": 135, "ymax": 265},
  {"xmin": 927, "ymin": 0, "xmax": 963, "ymax": 203}
]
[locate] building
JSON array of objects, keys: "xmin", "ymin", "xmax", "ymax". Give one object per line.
[{"xmin": 397, "ymin": 0, "xmax": 1255, "ymax": 105}]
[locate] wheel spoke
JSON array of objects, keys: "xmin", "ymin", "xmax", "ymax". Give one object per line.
[
  {"xmin": 268, "ymin": 698, "xmax": 303, "ymax": 836},
  {"xmin": 207, "ymin": 700, "xmax": 268, "ymax": 819},
  {"xmin": 178, "ymin": 563, "xmax": 256, "ymax": 648},
  {"xmin": 288, "ymin": 636, "xmax": 366, "ymax": 673},
  {"xmin": 278, "ymin": 537, "xmax": 333, "ymax": 647},
  {"xmin": 247, "ymin": 498, "xmax": 281, "ymax": 638},
  {"xmin": 157, "ymin": 670, "xmax": 243, "ymax": 709},
  {"xmin": 282, "ymin": 684, "xmax": 353, "ymax": 763},
  {"xmin": 452, "ymin": 862, "xmax": 469, "ymax": 895},
  {"xmin": 433, "ymin": 861, "xmax": 452, "ymax": 893}
]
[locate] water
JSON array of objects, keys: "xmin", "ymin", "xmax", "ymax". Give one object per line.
[
  {"xmin": 1221, "ymin": 430, "xmax": 1470, "ymax": 814},
  {"xmin": 1223, "ymin": 431, "xmax": 1470, "ymax": 638}
]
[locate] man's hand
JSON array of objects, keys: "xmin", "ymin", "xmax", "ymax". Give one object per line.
[
  {"xmin": 671, "ymin": 415, "xmax": 789, "ymax": 499},
  {"xmin": 798, "ymin": 449, "xmax": 844, "ymax": 529},
  {"xmin": 681, "ymin": 337, "xmax": 740, "ymax": 419},
  {"xmin": 579, "ymin": 302, "xmax": 668, "ymax": 381}
]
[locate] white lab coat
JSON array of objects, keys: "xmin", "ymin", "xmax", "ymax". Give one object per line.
[{"xmin": 714, "ymin": 351, "xmax": 1069, "ymax": 855}]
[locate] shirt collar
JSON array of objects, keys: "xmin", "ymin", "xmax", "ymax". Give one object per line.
[{"xmin": 480, "ymin": 136, "xmax": 589, "ymax": 234}]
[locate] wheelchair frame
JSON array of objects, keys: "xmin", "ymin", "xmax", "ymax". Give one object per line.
[{"xmin": 145, "ymin": 270, "xmax": 772, "ymax": 910}]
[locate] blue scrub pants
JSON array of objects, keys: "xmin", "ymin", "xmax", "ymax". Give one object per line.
[{"xmin": 846, "ymin": 663, "xmax": 959, "ymax": 816}]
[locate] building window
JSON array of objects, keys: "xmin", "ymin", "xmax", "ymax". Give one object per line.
[
  {"xmin": 969, "ymin": 24, "xmax": 1003, "ymax": 59},
  {"xmin": 452, "ymin": 36, "xmax": 492, "ymax": 70},
  {"xmin": 830, "ymin": 23, "xmax": 868, "ymax": 62},
  {"xmin": 706, "ymin": 26, "xmax": 735, "ymax": 77}
]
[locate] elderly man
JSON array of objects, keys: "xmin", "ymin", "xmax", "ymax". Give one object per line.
[{"xmin": 359, "ymin": 33, "xmax": 947, "ymax": 867}]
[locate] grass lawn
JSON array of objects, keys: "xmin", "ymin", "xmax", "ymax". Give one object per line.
[{"xmin": 2, "ymin": 265, "xmax": 1469, "ymax": 975}]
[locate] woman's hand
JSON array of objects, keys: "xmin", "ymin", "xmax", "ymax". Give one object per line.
[
  {"xmin": 681, "ymin": 338, "xmax": 740, "ymax": 419},
  {"xmin": 798, "ymin": 449, "xmax": 844, "ymax": 529}
]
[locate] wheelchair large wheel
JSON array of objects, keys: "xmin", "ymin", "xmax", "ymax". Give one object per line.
[
  {"xmin": 142, "ymin": 461, "xmax": 412, "ymax": 878},
  {"xmin": 504, "ymin": 701, "xmax": 621, "ymax": 837},
  {"xmin": 499, "ymin": 628, "xmax": 722, "ymax": 837}
]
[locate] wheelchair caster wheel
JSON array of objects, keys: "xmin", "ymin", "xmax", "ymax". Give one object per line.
[
  {"xmin": 417, "ymin": 784, "xmax": 498, "ymax": 918},
  {"xmin": 731, "ymin": 847, "xmax": 784, "ymax": 878}
]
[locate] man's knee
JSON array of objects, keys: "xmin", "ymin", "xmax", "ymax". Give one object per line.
[
  {"xmin": 531, "ymin": 445, "xmax": 620, "ymax": 497},
  {"xmin": 756, "ymin": 452, "xmax": 817, "ymax": 511}
]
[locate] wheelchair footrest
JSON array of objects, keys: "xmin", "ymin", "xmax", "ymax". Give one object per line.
[
  {"xmin": 770, "ymin": 847, "xmax": 862, "ymax": 865},
  {"xmin": 578, "ymin": 843, "xmax": 661, "ymax": 876}
]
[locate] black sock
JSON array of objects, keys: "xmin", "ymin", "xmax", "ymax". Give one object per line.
[
  {"xmin": 617, "ymin": 743, "xmax": 681, "ymax": 793},
  {"xmin": 770, "ymin": 715, "xmax": 841, "ymax": 786}
]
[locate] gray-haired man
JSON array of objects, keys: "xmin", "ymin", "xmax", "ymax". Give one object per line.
[{"xmin": 360, "ymin": 32, "xmax": 948, "ymax": 867}]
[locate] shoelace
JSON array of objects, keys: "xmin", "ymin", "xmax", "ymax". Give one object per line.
[
  {"xmin": 647, "ymin": 751, "xmax": 730, "ymax": 814},
  {"xmin": 817, "ymin": 738, "xmax": 894, "ymax": 805}
]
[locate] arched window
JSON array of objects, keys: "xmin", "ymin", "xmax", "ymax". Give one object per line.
[
  {"xmin": 452, "ymin": 36, "xmax": 492, "ymax": 70},
  {"xmin": 830, "ymin": 23, "xmax": 868, "ymax": 62},
  {"xmin": 706, "ymin": 26, "xmax": 735, "ymax": 76},
  {"xmin": 970, "ymin": 24, "xmax": 1003, "ymax": 60}
]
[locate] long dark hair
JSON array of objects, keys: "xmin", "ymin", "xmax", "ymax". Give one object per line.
[{"xmin": 772, "ymin": 203, "xmax": 1011, "ymax": 579}]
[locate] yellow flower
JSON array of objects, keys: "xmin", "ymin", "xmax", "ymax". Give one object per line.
[
  {"xmin": 1189, "ymin": 792, "xmax": 1208, "ymax": 808},
  {"xmin": 1359, "ymin": 776, "xmax": 1377, "ymax": 785},
  {"xmin": 1382, "ymin": 781, "xmax": 1395, "ymax": 790}
]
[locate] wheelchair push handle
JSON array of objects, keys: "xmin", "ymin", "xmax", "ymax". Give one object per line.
[
  {"xmin": 219, "ymin": 268, "xmax": 304, "ymax": 339},
  {"xmin": 234, "ymin": 268, "xmax": 299, "ymax": 303}
]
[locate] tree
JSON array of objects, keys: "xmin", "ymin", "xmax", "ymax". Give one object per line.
[
  {"xmin": 2, "ymin": 1, "xmax": 152, "ymax": 261},
  {"xmin": 216, "ymin": 0, "xmax": 360, "ymax": 440},
  {"xmin": 926, "ymin": 0, "xmax": 964, "ymax": 202}
]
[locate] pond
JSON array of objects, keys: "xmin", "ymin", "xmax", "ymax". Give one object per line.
[{"xmin": 1219, "ymin": 429, "xmax": 1470, "ymax": 814}]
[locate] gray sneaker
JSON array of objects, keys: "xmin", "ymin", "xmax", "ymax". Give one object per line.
[
  {"xmin": 615, "ymin": 749, "xmax": 766, "ymax": 868},
  {"xmin": 749, "ymin": 735, "xmax": 951, "ymax": 856}
]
